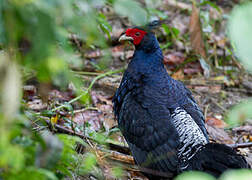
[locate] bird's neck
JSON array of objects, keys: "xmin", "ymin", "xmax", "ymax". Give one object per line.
[{"xmin": 130, "ymin": 44, "xmax": 165, "ymax": 75}]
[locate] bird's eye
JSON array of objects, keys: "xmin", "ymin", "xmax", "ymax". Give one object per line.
[{"xmin": 135, "ymin": 32, "xmax": 141, "ymax": 37}]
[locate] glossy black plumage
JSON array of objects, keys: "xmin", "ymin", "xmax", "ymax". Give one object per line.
[{"xmin": 113, "ymin": 28, "xmax": 250, "ymax": 179}]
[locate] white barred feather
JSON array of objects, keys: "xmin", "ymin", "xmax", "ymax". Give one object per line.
[{"xmin": 171, "ymin": 107, "xmax": 208, "ymax": 164}]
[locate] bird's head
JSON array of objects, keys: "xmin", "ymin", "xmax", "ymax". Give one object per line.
[
  {"xmin": 119, "ymin": 28, "xmax": 147, "ymax": 46},
  {"xmin": 118, "ymin": 20, "xmax": 166, "ymax": 50}
]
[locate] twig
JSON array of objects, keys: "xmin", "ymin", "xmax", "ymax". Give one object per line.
[
  {"xmin": 52, "ymin": 68, "xmax": 124, "ymax": 112},
  {"xmin": 67, "ymin": 107, "xmax": 98, "ymax": 114},
  {"xmin": 96, "ymin": 146, "xmax": 134, "ymax": 164},
  {"xmin": 228, "ymin": 142, "xmax": 252, "ymax": 149},
  {"xmin": 42, "ymin": 118, "xmax": 130, "ymax": 154}
]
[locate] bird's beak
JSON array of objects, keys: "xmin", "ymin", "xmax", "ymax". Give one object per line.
[{"xmin": 119, "ymin": 33, "xmax": 133, "ymax": 42}]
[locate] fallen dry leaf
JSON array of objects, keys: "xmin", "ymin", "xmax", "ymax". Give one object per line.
[
  {"xmin": 23, "ymin": 85, "xmax": 37, "ymax": 100},
  {"xmin": 73, "ymin": 110, "xmax": 102, "ymax": 131},
  {"xmin": 91, "ymin": 91, "xmax": 116, "ymax": 131},
  {"xmin": 84, "ymin": 49, "xmax": 103, "ymax": 59},
  {"xmin": 164, "ymin": 52, "xmax": 185, "ymax": 65},
  {"xmin": 48, "ymin": 89, "xmax": 74, "ymax": 101},
  {"xmin": 27, "ymin": 99, "xmax": 47, "ymax": 110},
  {"xmin": 171, "ymin": 69, "xmax": 184, "ymax": 80},
  {"xmin": 206, "ymin": 124, "xmax": 234, "ymax": 144},
  {"xmin": 206, "ymin": 116, "xmax": 227, "ymax": 128},
  {"xmin": 184, "ymin": 61, "xmax": 203, "ymax": 75},
  {"xmin": 233, "ymin": 125, "xmax": 252, "ymax": 134},
  {"xmin": 189, "ymin": 2, "xmax": 207, "ymax": 58}
]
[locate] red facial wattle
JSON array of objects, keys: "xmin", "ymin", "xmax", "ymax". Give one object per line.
[{"xmin": 125, "ymin": 28, "xmax": 147, "ymax": 45}]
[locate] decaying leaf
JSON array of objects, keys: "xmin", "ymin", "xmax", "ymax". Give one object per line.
[
  {"xmin": 206, "ymin": 116, "xmax": 227, "ymax": 128},
  {"xmin": 189, "ymin": 1, "xmax": 210, "ymax": 77},
  {"xmin": 171, "ymin": 69, "xmax": 184, "ymax": 80},
  {"xmin": 27, "ymin": 99, "xmax": 47, "ymax": 111},
  {"xmin": 189, "ymin": 2, "xmax": 207, "ymax": 58},
  {"xmin": 206, "ymin": 124, "xmax": 234, "ymax": 144},
  {"xmin": 73, "ymin": 111, "xmax": 102, "ymax": 132}
]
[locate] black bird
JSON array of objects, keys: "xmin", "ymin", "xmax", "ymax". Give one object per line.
[{"xmin": 112, "ymin": 22, "xmax": 250, "ymax": 179}]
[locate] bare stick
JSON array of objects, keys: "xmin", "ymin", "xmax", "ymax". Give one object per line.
[{"xmin": 228, "ymin": 142, "xmax": 252, "ymax": 149}]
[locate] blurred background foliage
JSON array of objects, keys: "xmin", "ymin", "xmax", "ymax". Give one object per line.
[{"xmin": 0, "ymin": 0, "xmax": 251, "ymax": 179}]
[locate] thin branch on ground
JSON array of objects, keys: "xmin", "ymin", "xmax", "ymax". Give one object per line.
[
  {"xmin": 67, "ymin": 107, "xmax": 99, "ymax": 114},
  {"xmin": 228, "ymin": 142, "xmax": 252, "ymax": 149},
  {"xmin": 41, "ymin": 117, "xmax": 130, "ymax": 153}
]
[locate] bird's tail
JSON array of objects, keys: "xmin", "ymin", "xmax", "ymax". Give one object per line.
[{"xmin": 185, "ymin": 143, "xmax": 250, "ymax": 177}]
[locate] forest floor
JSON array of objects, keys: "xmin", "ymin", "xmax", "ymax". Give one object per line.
[{"xmin": 23, "ymin": 1, "xmax": 252, "ymax": 179}]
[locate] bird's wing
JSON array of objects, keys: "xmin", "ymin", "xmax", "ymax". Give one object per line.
[
  {"xmin": 171, "ymin": 80, "xmax": 208, "ymax": 139},
  {"xmin": 113, "ymin": 73, "xmax": 133, "ymax": 119},
  {"xmin": 118, "ymin": 90, "xmax": 180, "ymax": 175}
]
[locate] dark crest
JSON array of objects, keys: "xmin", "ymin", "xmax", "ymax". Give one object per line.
[
  {"xmin": 127, "ymin": 19, "xmax": 170, "ymax": 32},
  {"xmin": 145, "ymin": 19, "xmax": 170, "ymax": 31}
]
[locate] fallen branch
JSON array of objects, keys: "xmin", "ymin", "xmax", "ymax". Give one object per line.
[
  {"xmin": 42, "ymin": 118, "xmax": 131, "ymax": 154},
  {"xmin": 97, "ymin": 147, "xmax": 134, "ymax": 164},
  {"xmin": 228, "ymin": 142, "xmax": 252, "ymax": 149}
]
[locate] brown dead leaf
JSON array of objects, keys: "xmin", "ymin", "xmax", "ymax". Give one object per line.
[
  {"xmin": 48, "ymin": 89, "xmax": 74, "ymax": 101},
  {"xmin": 184, "ymin": 62, "xmax": 203, "ymax": 75},
  {"xmin": 73, "ymin": 111, "xmax": 102, "ymax": 131},
  {"xmin": 233, "ymin": 125, "xmax": 252, "ymax": 134},
  {"xmin": 27, "ymin": 99, "xmax": 47, "ymax": 110},
  {"xmin": 171, "ymin": 69, "xmax": 184, "ymax": 80},
  {"xmin": 38, "ymin": 82, "xmax": 52, "ymax": 102},
  {"xmin": 206, "ymin": 124, "xmax": 234, "ymax": 144},
  {"xmin": 164, "ymin": 52, "xmax": 185, "ymax": 65},
  {"xmin": 84, "ymin": 49, "xmax": 103, "ymax": 59},
  {"xmin": 111, "ymin": 45, "xmax": 124, "ymax": 60},
  {"xmin": 91, "ymin": 91, "xmax": 117, "ymax": 131},
  {"xmin": 23, "ymin": 85, "xmax": 37, "ymax": 100},
  {"xmin": 189, "ymin": 2, "xmax": 207, "ymax": 58},
  {"xmin": 187, "ymin": 84, "xmax": 221, "ymax": 93},
  {"xmin": 206, "ymin": 116, "xmax": 227, "ymax": 128}
]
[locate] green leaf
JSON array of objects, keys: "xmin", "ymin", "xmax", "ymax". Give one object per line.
[
  {"xmin": 171, "ymin": 27, "xmax": 180, "ymax": 38},
  {"xmin": 200, "ymin": 1, "xmax": 221, "ymax": 13},
  {"xmin": 80, "ymin": 92, "xmax": 92, "ymax": 106},
  {"xmin": 17, "ymin": 167, "xmax": 58, "ymax": 180},
  {"xmin": 0, "ymin": 131, "xmax": 25, "ymax": 171},
  {"xmin": 112, "ymin": 166, "xmax": 123, "ymax": 178},
  {"xmin": 0, "ymin": 1, "xmax": 6, "ymax": 44},
  {"xmin": 162, "ymin": 24, "xmax": 171, "ymax": 36},
  {"xmin": 220, "ymin": 169, "xmax": 252, "ymax": 180},
  {"xmin": 226, "ymin": 99, "xmax": 252, "ymax": 126},
  {"xmin": 114, "ymin": 0, "xmax": 147, "ymax": 25},
  {"xmin": 175, "ymin": 171, "xmax": 216, "ymax": 180},
  {"xmin": 228, "ymin": 2, "xmax": 252, "ymax": 71},
  {"xmin": 56, "ymin": 134, "xmax": 86, "ymax": 175},
  {"xmin": 97, "ymin": 13, "xmax": 112, "ymax": 40},
  {"xmin": 79, "ymin": 152, "xmax": 97, "ymax": 174}
]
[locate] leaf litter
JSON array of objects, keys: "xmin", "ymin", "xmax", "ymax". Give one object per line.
[{"xmin": 23, "ymin": 0, "xmax": 252, "ymax": 179}]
